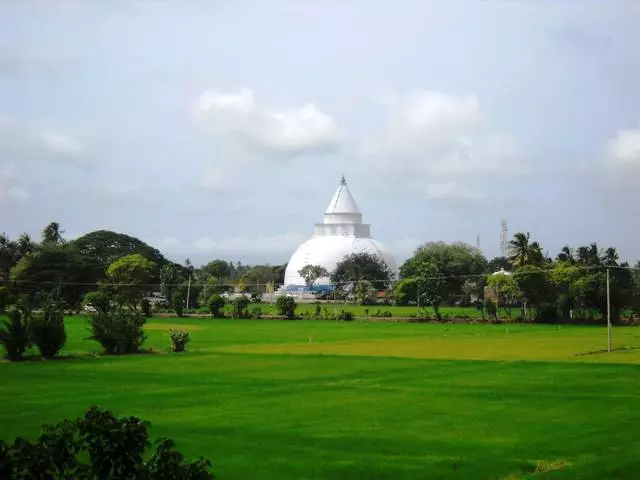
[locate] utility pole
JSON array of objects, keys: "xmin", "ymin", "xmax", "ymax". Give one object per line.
[
  {"xmin": 186, "ymin": 275, "xmax": 192, "ymax": 311},
  {"xmin": 606, "ymin": 268, "xmax": 611, "ymax": 353}
]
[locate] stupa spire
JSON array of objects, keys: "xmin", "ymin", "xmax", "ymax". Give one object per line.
[{"xmin": 325, "ymin": 175, "xmax": 360, "ymax": 215}]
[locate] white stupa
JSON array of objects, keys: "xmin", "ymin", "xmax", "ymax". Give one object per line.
[{"xmin": 283, "ymin": 176, "xmax": 396, "ymax": 291}]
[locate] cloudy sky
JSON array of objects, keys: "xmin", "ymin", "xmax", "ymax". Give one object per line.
[{"xmin": 1, "ymin": 0, "xmax": 640, "ymax": 266}]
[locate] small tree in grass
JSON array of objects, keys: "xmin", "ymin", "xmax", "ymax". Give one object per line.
[
  {"xmin": 168, "ymin": 328, "xmax": 190, "ymax": 352},
  {"xmin": 29, "ymin": 303, "xmax": 66, "ymax": 358},
  {"xmin": 275, "ymin": 296, "xmax": 296, "ymax": 319},
  {"xmin": 231, "ymin": 296, "xmax": 250, "ymax": 319},
  {"xmin": 88, "ymin": 310, "xmax": 146, "ymax": 354},
  {"xmin": 208, "ymin": 295, "xmax": 226, "ymax": 318},
  {"xmin": 298, "ymin": 264, "xmax": 329, "ymax": 290},
  {"xmin": 0, "ymin": 406, "xmax": 214, "ymax": 479},
  {"xmin": 0, "ymin": 307, "xmax": 31, "ymax": 361}
]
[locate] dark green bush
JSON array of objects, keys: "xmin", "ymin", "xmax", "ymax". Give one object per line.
[
  {"xmin": 315, "ymin": 302, "xmax": 322, "ymax": 318},
  {"xmin": 231, "ymin": 296, "xmax": 250, "ymax": 319},
  {"xmin": 336, "ymin": 310, "xmax": 354, "ymax": 321},
  {"xmin": 168, "ymin": 328, "xmax": 190, "ymax": 352},
  {"xmin": 275, "ymin": 296, "xmax": 296, "ymax": 319},
  {"xmin": 250, "ymin": 306, "xmax": 262, "ymax": 319},
  {"xmin": 140, "ymin": 298, "xmax": 152, "ymax": 317},
  {"xmin": 0, "ymin": 406, "xmax": 214, "ymax": 479},
  {"xmin": 88, "ymin": 311, "xmax": 146, "ymax": 354},
  {"xmin": 29, "ymin": 304, "xmax": 66, "ymax": 358},
  {"xmin": 0, "ymin": 308, "xmax": 31, "ymax": 361},
  {"xmin": 171, "ymin": 291, "xmax": 184, "ymax": 317},
  {"xmin": 208, "ymin": 295, "xmax": 226, "ymax": 318}
]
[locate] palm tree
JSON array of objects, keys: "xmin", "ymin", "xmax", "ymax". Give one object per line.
[
  {"xmin": 601, "ymin": 247, "xmax": 619, "ymax": 267},
  {"xmin": 15, "ymin": 233, "xmax": 33, "ymax": 258},
  {"xmin": 576, "ymin": 243, "xmax": 602, "ymax": 266},
  {"xmin": 41, "ymin": 222, "xmax": 64, "ymax": 246},
  {"xmin": 529, "ymin": 241, "xmax": 545, "ymax": 266},
  {"xmin": 556, "ymin": 246, "xmax": 575, "ymax": 264},
  {"xmin": 507, "ymin": 232, "xmax": 531, "ymax": 268}
]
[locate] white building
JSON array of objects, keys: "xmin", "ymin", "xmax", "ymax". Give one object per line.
[{"xmin": 283, "ymin": 176, "xmax": 396, "ymax": 292}]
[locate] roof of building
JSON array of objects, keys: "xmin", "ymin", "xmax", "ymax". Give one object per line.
[{"xmin": 325, "ymin": 176, "xmax": 361, "ymax": 214}]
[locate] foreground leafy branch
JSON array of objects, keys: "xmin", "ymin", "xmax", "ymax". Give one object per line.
[{"xmin": 0, "ymin": 406, "xmax": 215, "ymax": 479}]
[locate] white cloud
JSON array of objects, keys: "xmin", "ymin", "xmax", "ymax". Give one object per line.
[
  {"xmin": 362, "ymin": 90, "xmax": 526, "ymax": 202},
  {"xmin": 195, "ymin": 88, "xmax": 341, "ymax": 158},
  {"xmin": 606, "ymin": 127, "xmax": 640, "ymax": 167},
  {"xmin": 195, "ymin": 232, "xmax": 307, "ymax": 255},
  {"xmin": 39, "ymin": 131, "xmax": 84, "ymax": 157},
  {"xmin": 0, "ymin": 115, "xmax": 87, "ymax": 165}
]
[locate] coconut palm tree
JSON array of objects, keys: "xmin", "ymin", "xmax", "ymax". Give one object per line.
[
  {"xmin": 556, "ymin": 245, "xmax": 575, "ymax": 264},
  {"xmin": 507, "ymin": 232, "xmax": 532, "ymax": 268},
  {"xmin": 41, "ymin": 222, "xmax": 64, "ymax": 246},
  {"xmin": 601, "ymin": 247, "xmax": 619, "ymax": 267},
  {"xmin": 15, "ymin": 233, "xmax": 34, "ymax": 258}
]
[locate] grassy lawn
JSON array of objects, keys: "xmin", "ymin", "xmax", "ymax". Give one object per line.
[{"xmin": 2, "ymin": 317, "xmax": 640, "ymax": 479}]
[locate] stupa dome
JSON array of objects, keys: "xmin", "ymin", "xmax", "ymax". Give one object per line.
[{"xmin": 283, "ymin": 176, "xmax": 396, "ymax": 290}]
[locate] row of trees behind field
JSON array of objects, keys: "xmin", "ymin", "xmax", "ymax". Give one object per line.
[{"xmin": 1, "ymin": 223, "xmax": 639, "ymax": 324}]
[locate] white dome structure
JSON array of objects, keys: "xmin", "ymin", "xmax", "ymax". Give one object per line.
[{"xmin": 283, "ymin": 176, "xmax": 396, "ymax": 290}]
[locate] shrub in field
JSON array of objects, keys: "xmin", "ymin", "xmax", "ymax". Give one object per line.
[
  {"xmin": 275, "ymin": 296, "xmax": 296, "ymax": 319},
  {"xmin": 335, "ymin": 310, "xmax": 354, "ymax": 321},
  {"xmin": 140, "ymin": 298, "xmax": 152, "ymax": 317},
  {"xmin": 88, "ymin": 311, "xmax": 146, "ymax": 354},
  {"xmin": 0, "ymin": 406, "xmax": 214, "ymax": 479},
  {"xmin": 208, "ymin": 295, "xmax": 226, "ymax": 318},
  {"xmin": 315, "ymin": 302, "xmax": 322, "ymax": 318},
  {"xmin": 171, "ymin": 291, "xmax": 184, "ymax": 317},
  {"xmin": 231, "ymin": 296, "xmax": 250, "ymax": 319},
  {"xmin": 0, "ymin": 308, "xmax": 31, "ymax": 361},
  {"xmin": 250, "ymin": 306, "xmax": 262, "ymax": 319},
  {"xmin": 29, "ymin": 304, "xmax": 66, "ymax": 358},
  {"xmin": 168, "ymin": 328, "xmax": 190, "ymax": 352}
]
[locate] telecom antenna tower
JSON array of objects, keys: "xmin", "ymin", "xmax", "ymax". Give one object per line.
[{"xmin": 500, "ymin": 220, "xmax": 508, "ymax": 257}]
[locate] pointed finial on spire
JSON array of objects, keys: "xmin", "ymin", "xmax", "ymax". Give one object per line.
[{"xmin": 340, "ymin": 174, "xmax": 346, "ymax": 185}]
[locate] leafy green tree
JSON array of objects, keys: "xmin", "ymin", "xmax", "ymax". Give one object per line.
[
  {"xmin": 275, "ymin": 296, "xmax": 297, "ymax": 318},
  {"xmin": 160, "ymin": 263, "xmax": 186, "ymax": 304},
  {"xmin": 106, "ymin": 254, "xmax": 157, "ymax": 309},
  {"xmin": 556, "ymin": 246, "xmax": 575, "ymax": 264},
  {"xmin": 330, "ymin": 252, "xmax": 393, "ymax": 289},
  {"xmin": 514, "ymin": 265, "xmax": 555, "ymax": 321},
  {"xmin": 486, "ymin": 272, "xmax": 521, "ymax": 319},
  {"xmin": 549, "ymin": 262, "xmax": 581, "ymax": 320},
  {"xmin": 200, "ymin": 259, "xmax": 231, "ymax": 282},
  {"xmin": 71, "ymin": 230, "xmax": 167, "ymax": 274},
  {"xmin": 416, "ymin": 263, "xmax": 448, "ymax": 320},
  {"xmin": 393, "ymin": 278, "xmax": 419, "ymax": 306},
  {"xmin": 10, "ymin": 247, "xmax": 103, "ymax": 309},
  {"xmin": 400, "ymin": 242, "xmax": 487, "ymax": 304},
  {"xmin": 298, "ymin": 264, "xmax": 330, "ymax": 289},
  {"xmin": 208, "ymin": 295, "xmax": 226, "ymax": 318}
]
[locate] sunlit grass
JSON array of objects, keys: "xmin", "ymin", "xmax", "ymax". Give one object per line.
[{"xmin": 1, "ymin": 316, "xmax": 640, "ymax": 479}]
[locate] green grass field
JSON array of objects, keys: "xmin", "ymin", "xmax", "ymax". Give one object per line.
[{"xmin": 2, "ymin": 317, "xmax": 640, "ymax": 479}]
